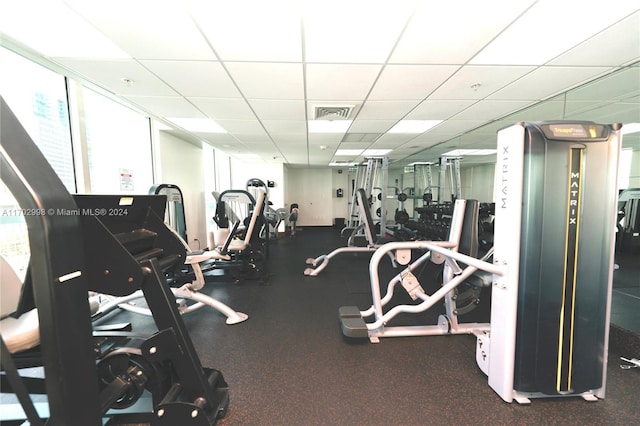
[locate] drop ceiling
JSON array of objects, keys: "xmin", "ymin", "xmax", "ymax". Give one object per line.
[{"xmin": 1, "ymin": 0, "xmax": 638, "ymax": 168}]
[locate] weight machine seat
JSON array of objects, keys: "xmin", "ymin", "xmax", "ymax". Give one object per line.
[
  {"xmin": 224, "ymin": 190, "xmax": 266, "ymax": 253},
  {"xmin": 0, "ymin": 255, "xmax": 39, "ymax": 354}
]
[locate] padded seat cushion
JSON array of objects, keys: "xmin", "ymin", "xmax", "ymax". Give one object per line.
[{"xmin": 0, "ymin": 309, "xmax": 40, "ymax": 354}]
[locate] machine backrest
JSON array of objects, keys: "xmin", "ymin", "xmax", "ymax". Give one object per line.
[
  {"xmin": 220, "ymin": 220, "xmax": 241, "ymax": 255},
  {"xmin": 458, "ymin": 200, "xmax": 479, "ymax": 258},
  {"xmin": 356, "ymin": 188, "xmax": 376, "ymax": 245},
  {"xmin": 0, "ymin": 255, "xmax": 22, "ymax": 318},
  {"xmin": 242, "ymin": 190, "xmax": 266, "ymax": 245}
]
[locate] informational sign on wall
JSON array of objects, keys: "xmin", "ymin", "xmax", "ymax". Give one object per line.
[{"xmin": 119, "ymin": 168, "xmax": 134, "ymax": 191}]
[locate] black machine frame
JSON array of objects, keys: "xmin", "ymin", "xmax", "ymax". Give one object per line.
[{"xmin": 1, "ymin": 96, "xmax": 230, "ymax": 425}]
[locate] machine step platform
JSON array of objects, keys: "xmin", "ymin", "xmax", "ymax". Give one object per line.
[{"xmin": 339, "ymin": 306, "xmax": 369, "ymax": 338}]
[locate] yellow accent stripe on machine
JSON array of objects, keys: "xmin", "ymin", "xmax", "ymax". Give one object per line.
[{"xmin": 556, "ymin": 148, "xmax": 583, "ymax": 392}]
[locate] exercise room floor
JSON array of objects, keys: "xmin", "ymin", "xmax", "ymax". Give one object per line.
[{"xmin": 100, "ymin": 227, "xmax": 639, "ymax": 425}]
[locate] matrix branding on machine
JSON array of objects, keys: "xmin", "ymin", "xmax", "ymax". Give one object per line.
[{"xmin": 557, "ymin": 147, "xmax": 584, "ymax": 393}]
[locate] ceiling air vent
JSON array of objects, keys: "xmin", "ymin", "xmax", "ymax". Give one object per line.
[{"xmin": 314, "ymin": 105, "xmax": 354, "ymax": 121}]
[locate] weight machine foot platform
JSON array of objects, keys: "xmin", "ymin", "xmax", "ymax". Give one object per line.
[{"xmin": 339, "ymin": 306, "xmax": 369, "ymax": 338}]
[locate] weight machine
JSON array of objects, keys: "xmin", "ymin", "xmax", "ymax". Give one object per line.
[
  {"xmin": 339, "ymin": 121, "xmax": 622, "ymax": 404},
  {"xmin": 345, "ymin": 157, "xmax": 389, "ymax": 238},
  {"xmin": 0, "ymin": 96, "xmax": 230, "ymax": 424}
]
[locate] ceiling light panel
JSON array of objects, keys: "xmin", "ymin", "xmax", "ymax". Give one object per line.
[
  {"xmin": 442, "ymin": 149, "xmax": 497, "ymax": 156},
  {"xmin": 303, "ymin": 0, "xmax": 414, "ymax": 63},
  {"xmin": 189, "ymin": 1, "xmax": 303, "ymax": 61},
  {"xmin": 306, "ymin": 64, "xmax": 382, "ymax": 100},
  {"xmin": 390, "ymin": 1, "xmax": 536, "ymax": 64},
  {"xmin": 225, "ymin": 62, "xmax": 304, "ymax": 100},
  {"xmin": 64, "ymin": 0, "xmax": 215, "ymax": 60},
  {"xmin": 141, "ymin": 61, "xmax": 240, "ymax": 98},
  {"xmin": 0, "ymin": 0, "xmax": 129, "ymax": 58},
  {"xmin": 335, "ymin": 149, "xmax": 364, "ymax": 156},
  {"xmin": 362, "ymin": 149, "xmax": 392, "ymax": 156},
  {"xmin": 470, "ymin": 1, "xmax": 640, "ymax": 66}
]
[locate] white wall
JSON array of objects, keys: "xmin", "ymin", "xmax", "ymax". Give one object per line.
[
  {"xmin": 627, "ymin": 149, "xmax": 640, "ymax": 188},
  {"xmin": 285, "ymin": 167, "xmax": 333, "ymax": 226},
  {"xmin": 460, "ymin": 163, "xmax": 496, "ymax": 202},
  {"xmin": 229, "ymin": 158, "xmax": 285, "ymax": 210},
  {"xmin": 155, "ymin": 131, "xmax": 206, "ymax": 250}
]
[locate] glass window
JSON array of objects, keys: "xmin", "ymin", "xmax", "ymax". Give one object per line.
[
  {"xmin": 0, "ymin": 47, "xmax": 75, "ymax": 192},
  {"xmin": 79, "ymin": 87, "xmax": 153, "ymax": 194},
  {"xmin": 1, "ymin": 47, "xmax": 75, "ymax": 276}
]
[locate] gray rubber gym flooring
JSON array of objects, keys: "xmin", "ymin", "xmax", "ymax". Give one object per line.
[{"xmin": 104, "ymin": 226, "xmax": 639, "ymax": 425}]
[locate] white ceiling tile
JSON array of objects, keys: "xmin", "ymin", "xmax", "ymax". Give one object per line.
[
  {"xmin": 348, "ymin": 120, "xmax": 397, "ymax": 133},
  {"xmin": 390, "ymin": 1, "xmax": 535, "ymax": 64},
  {"xmin": 214, "ymin": 119, "xmax": 267, "ymax": 135},
  {"xmin": 233, "ymin": 134, "xmax": 272, "ymax": 144},
  {"xmin": 65, "ymin": 0, "xmax": 215, "ymax": 60},
  {"xmin": 261, "ymin": 120, "xmax": 307, "ymax": 134},
  {"xmin": 335, "ymin": 142, "xmax": 373, "ymax": 150},
  {"xmin": 270, "ymin": 134, "xmax": 308, "ymax": 144},
  {"xmin": 357, "ymin": 100, "xmax": 421, "ymax": 120},
  {"xmin": 424, "ymin": 119, "xmax": 487, "ymax": 135},
  {"xmin": 303, "ymin": 0, "xmax": 414, "ymax": 63},
  {"xmin": 0, "ymin": 0, "xmax": 130, "ymax": 58},
  {"xmin": 406, "ymin": 100, "xmax": 477, "ymax": 120},
  {"xmin": 54, "ymin": 59, "xmax": 178, "ymax": 96},
  {"xmin": 141, "ymin": 61, "xmax": 240, "ymax": 98},
  {"xmin": 502, "ymin": 100, "xmax": 566, "ymax": 122},
  {"xmin": 429, "ymin": 66, "xmax": 535, "ymax": 100},
  {"xmin": 451, "ymin": 100, "xmax": 533, "ymax": 120},
  {"xmin": 565, "ymin": 67, "xmax": 640, "ymax": 101},
  {"xmin": 309, "ymin": 133, "xmax": 344, "ymax": 145},
  {"xmin": 368, "ymin": 65, "xmax": 460, "ymax": 100},
  {"xmin": 373, "ymin": 133, "xmax": 416, "ymax": 147},
  {"xmin": 550, "ymin": 12, "xmax": 640, "ymax": 67},
  {"xmin": 489, "ymin": 66, "xmax": 613, "ymax": 101},
  {"xmin": 306, "ymin": 64, "xmax": 382, "ymax": 100},
  {"xmin": 249, "ymin": 99, "xmax": 306, "ymax": 120},
  {"xmin": 470, "ymin": 2, "xmax": 640, "ymax": 65},
  {"xmin": 189, "ymin": 98, "xmax": 255, "ymax": 120},
  {"xmin": 124, "ymin": 96, "xmax": 202, "ymax": 118},
  {"xmin": 189, "ymin": 2, "xmax": 302, "ymax": 62},
  {"xmin": 226, "ymin": 62, "xmax": 304, "ymax": 99}
]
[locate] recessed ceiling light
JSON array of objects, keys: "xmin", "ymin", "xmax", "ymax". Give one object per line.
[
  {"xmin": 329, "ymin": 162, "xmax": 358, "ymax": 167},
  {"xmin": 362, "ymin": 149, "xmax": 392, "ymax": 156},
  {"xmin": 335, "ymin": 149, "xmax": 363, "ymax": 156},
  {"xmin": 442, "ymin": 149, "xmax": 497, "ymax": 156},
  {"xmin": 167, "ymin": 117, "xmax": 227, "ymax": 133},
  {"xmin": 388, "ymin": 120, "xmax": 442, "ymax": 134}
]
